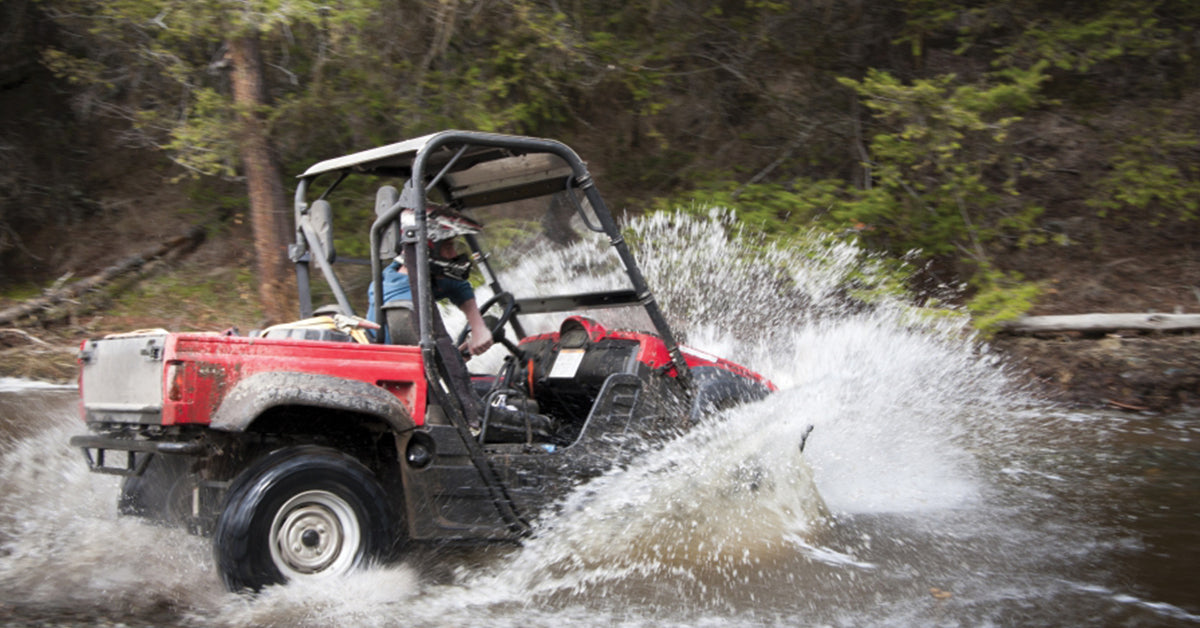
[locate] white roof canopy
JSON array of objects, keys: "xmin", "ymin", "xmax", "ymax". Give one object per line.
[{"xmin": 298, "ymin": 131, "xmax": 578, "ymax": 208}]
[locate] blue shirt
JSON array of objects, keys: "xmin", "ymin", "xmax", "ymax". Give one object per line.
[{"xmin": 367, "ymin": 261, "xmax": 474, "ymax": 322}]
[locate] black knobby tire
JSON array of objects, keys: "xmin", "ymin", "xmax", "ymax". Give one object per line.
[
  {"xmin": 688, "ymin": 366, "xmax": 772, "ymax": 422},
  {"xmin": 118, "ymin": 453, "xmax": 194, "ymax": 526},
  {"xmin": 213, "ymin": 446, "xmax": 394, "ymax": 592}
]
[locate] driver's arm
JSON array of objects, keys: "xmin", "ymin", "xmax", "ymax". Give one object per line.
[
  {"xmin": 436, "ymin": 276, "xmax": 492, "ymax": 357},
  {"xmin": 458, "ymin": 298, "xmax": 494, "ymax": 356}
]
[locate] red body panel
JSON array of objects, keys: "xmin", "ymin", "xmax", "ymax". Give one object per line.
[
  {"xmin": 159, "ymin": 333, "xmax": 428, "ymax": 426},
  {"xmin": 520, "ymin": 316, "xmax": 777, "ymax": 391}
]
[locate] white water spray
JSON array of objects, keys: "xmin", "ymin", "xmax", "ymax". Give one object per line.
[
  {"xmin": 407, "ymin": 208, "xmax": 1031, "ymax": 617},
  {"xmin": 0, "ymin": 405, "xmax": 226, "ymax": 618}
]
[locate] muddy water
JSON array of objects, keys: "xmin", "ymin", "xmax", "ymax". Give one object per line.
[
  {"xmin": 1, "ymin": 382, "xmax": 1197, "ymax": 626},
  {"xmin": 2, "ymin": 212, "xmax": 1198, "ymax": 626}
]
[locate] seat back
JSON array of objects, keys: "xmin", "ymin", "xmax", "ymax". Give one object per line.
[
  {"xmin": 307, "ymin": 199, "xmax": 336, "ymax": 263},
  {"xmin": 383, "ymin": 300, "xmax": 418, "ymax": 345},
  {"xmin": 376, "ymin": 185, "xmax": 402, "ymax": 259}
]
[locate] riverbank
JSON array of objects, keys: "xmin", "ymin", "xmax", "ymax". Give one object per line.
[{"xmin": 993, "ymin": 332, "xmax": 1200, "ymax": 415}]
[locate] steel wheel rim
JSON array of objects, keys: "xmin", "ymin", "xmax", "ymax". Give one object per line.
[{"xmin": 269, "ymin": 489, "xmax": 362, "ymax": 579}]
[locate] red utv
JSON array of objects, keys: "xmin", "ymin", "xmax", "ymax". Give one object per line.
[{"xmin": 71, "ymin": 131, "xmax": 775, "ymax": 591}]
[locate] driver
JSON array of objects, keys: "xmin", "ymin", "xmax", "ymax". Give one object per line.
[{"xmin": 367, "ymin": 206, "xmax": 493, "ymax": 357}]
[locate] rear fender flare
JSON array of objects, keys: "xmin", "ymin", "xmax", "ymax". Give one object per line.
[{"xmin": 210, "ymin": 371, "xmax": 414, "ymax": 433}]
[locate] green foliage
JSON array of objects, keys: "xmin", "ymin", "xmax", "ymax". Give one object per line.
[
  {"xmin": 893, "ymin": 0, "xmax": 966, "ymax": 59},
  {"xmin": 1087, "ymin": 122, "xmax": 1200, "ymax": 222},
  {"xmin": 835, "ymin": 65, "xmax": 1050, "ymax": 264},
  {"xmin": 656, "ymin": 60, "xmax": 1057, "ymax": 329},
  {"xmin": 907, "ymin": 0, "xmax": 1200, "ymax": 101},
  {"xmin": 965, "ymin": 269, "xmax": 1042, "ymax": 334},
  {"xmin": 992, "ymin": 3, "xmax": 1177, "ymax": 74},
  {"xmin": 39, "ymin": 49, "xmax": 111, "ymax": 87},
  {"xmin": 158, "ymin": 88, "xmax": 238, "ymax": 179},
  {"xmin": 40, "ymin": 0, "xmax": 584, "ymax": 178},
  {"xmin": 0, "ymin": 283, "xmax": 47, "ymax": 302},
  {"xmin": 26, "ymin": 0, "xmax": 1200, "ymax": 332},
  {"xmin": 416, "ymin": 1, "xmax": 581, "ymax": 134},
  {"xmin": 651, "ymin": 179, "xmax": 848, "ymax": 237},
  {"xmin": 107, "ymin": 266, "xmax": 263, "ymax": 329},
  {"xmin": 581, "ymin": 19, "xmax": 671, "ymax": 119}
]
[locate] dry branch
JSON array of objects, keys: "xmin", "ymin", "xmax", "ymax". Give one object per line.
[
  {"xmin": 0, "ymin": 227, "xmax": 205, "ymax": 326},
  {"xmin": 1000, "ymin": 312, "xmax": 1200, "ymax": 335}
]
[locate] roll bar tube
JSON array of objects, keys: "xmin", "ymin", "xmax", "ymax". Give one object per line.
[{"xmin": 293, "ymin": 178, "xmax": 314, "ymax": 318}]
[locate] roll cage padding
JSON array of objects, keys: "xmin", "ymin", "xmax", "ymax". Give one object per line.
[{"xmin": 209, "ymin": 371, "xmax": 415, "ymax": 434}]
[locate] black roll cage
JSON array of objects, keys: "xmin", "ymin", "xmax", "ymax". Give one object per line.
[{"xmin": 289, "ymin": 130, "xmax": 691, "ymax": 386}]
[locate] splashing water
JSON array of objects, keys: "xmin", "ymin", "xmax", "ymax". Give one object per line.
[
  {"xmin": 0, "ymin": 415, "xmax": 226, "ymax": 620},
  {"xmin": 432, "ymin": 209, "xmax": 1026, "ymax": 611},
  {"xmin": 1, "ymin": 211, "xmax": 1192, "ymax": 626}
]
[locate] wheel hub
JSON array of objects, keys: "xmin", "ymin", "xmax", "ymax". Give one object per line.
[
  {"xmin": 269, "ymin": 490, "xmax": 361, "ymax": 577},
  {"xmin": 300, "ymin": 529, "xmax": 321, "ymax": 548}
]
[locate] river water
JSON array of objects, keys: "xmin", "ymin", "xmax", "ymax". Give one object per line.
[{"xmin": 1, "ymin": 213, "xmax": 1197, "ymax": 626}]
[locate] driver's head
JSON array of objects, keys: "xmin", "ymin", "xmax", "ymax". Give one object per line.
[
  {"xmin": 432, "ymin": 238, "xmax": 462, "ymax": 260},
  {"xmin": 429, "ymin": 237, "xmax": 472, "ymax": 281},
  {"xmin": 424, "ymin": 204, "xmax": 480, "ymax": 282}
]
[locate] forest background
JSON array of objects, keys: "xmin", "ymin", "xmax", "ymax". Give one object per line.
[{"xmin": 1, "ymin": 0, "xmax": 1198, "ymax": 408}]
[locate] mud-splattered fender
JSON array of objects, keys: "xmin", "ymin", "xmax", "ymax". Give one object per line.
[{"xmin": 209, "ymin": 371, "xmax": 414, "ymax": 433}]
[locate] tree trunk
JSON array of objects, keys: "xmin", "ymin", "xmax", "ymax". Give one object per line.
[{"xmin": 228, "ymin": 34, "xmax": 294, "ymax": 325}]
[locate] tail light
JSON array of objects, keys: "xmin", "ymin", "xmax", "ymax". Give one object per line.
[{"xmin": 166, "ymin": 361, "xmax": 186, "ymax": 402}]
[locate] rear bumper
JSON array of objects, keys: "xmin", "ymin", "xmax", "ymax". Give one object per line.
[{"xmin": 69, "ymin": 433, "xmax": 204, "ymax": 476}]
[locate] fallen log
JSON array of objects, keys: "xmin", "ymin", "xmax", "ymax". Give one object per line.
[
  {"xmin": 1000, "ymin": 312, "xmax": 1200, "ymax": 335},
  {"xmin": 0, "ymin": 227, "xmax": 205, "ymax": 327},
  {"xmin": 0, "ymin": 328, "xmax": 52, "ymax": 347}
]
